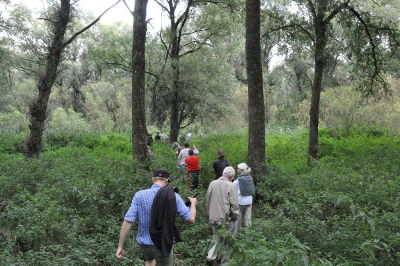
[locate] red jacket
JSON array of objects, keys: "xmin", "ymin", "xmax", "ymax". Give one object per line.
[{"xmin": 185, "ymin": 156, "xmax": 200, "ymax": 171}]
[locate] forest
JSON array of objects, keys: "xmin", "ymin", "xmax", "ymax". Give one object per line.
[{"xmin": 0, "ymin": 0, "xmax": 399, "ymax": 265}]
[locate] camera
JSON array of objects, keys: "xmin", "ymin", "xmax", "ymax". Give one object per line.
[{"xmin": 171, "ymin": 186, "xmax": 197, "ymax": 206}]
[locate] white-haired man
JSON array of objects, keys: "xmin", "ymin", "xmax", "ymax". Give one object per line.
[{"xmin": 206, "ymin": 166, "xmax": 239, "ymax": 265}]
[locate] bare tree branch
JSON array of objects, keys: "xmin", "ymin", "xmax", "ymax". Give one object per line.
[
  {"xmin": 61, "ymin": 0, "xmax": 121, "ymax": 50},
  {"xmin": 122, "ymin": 0, "xmax": 133, "ymax": 15},
  {"xmin": 145, "ymin": 71, "xmax": 160, "ymax": 79},
  {"xmin": 38, "ymin": 17, "xmax": 57, "ymax": 23},
  {"xmin": 104, "ymin": 60, "xmax": 131, "ymax": 72},
  {"xmin": 181, "ymin": 28, "xmax": 209, "ymax": 37},
  {"xmin": 370, "ymin": 0, "xmax": 382, "ymax": 7},
  {"xmin": 180, "ymin": 117, "xmax": 195, "ymax": 129},
  {"xmin": 262, "ymin": 24, "xmax": 315, "ymax": 43},
  {"xmin": 71, "ymin": 0, "xmax": 80, "ymax": 6},
  {"xmin": 324, "ymin": 0, "xmax": 350, "ymax": 24},
  {"xmin": 154, "ymin": 0, "xmax": 169, "ymax": 12},
  {"xmin": 158, "ymin": 31, "xmax": 171, "ymax": 60},
  {"xmin": 176, "ymin": 0, "xmax": 193, "ymax": 27},
  {"xmin": 347, "ymin": 6, "xmax": 379, "ymax": 78}
]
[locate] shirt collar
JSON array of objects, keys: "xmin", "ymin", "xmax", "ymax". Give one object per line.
[
  {"xmin": 151, "ymin": 184, "xmax": 164, "ymax": 189},
  {"xmin": 218, "ymin": 176, "xmax": 230, "ymax": 181}
]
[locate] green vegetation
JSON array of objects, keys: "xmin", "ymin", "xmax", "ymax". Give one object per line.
[{"xmin": 1, "ymin": 128, "xmax": 399, "ymax": 265}]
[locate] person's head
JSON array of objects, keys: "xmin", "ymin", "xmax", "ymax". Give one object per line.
[
  {"xmin": 188, "ymin": 149, "xmax": 194, "ymax": 156},
  {"xmin": 237, "ymin": 163, "xmax": 251, "ymax": 174},
  {"xmin": 216, "ymin": 149, "xmax": 224, "ymax": 159},
  {"xmin": 184, "ymin": 142, "xmax": 190, "ymax": 148},
  {"xmin": 222, "ymin": 166, "xmax": 235, "ymax": 180},
  {"xmin": 172, "ymin": 142, "xmax": 179, "ymax": 149},
  {"xmin": 152, "ymin": 169, "xmax": 170, "ymax": 186}
]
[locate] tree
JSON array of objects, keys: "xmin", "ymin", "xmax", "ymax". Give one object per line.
[
  {"xmin": 130, "ymin": 0, "xmax": 149, "ymax": 164},
  {"xmin": 153, "ymin": 0, "xmax": 234, "ymax": 142},
  {"xmin": 26, "ymin": 0, "xmax": 121, "ymax": 157},
  {"xmin": 246, "ymin": 0, "xmax": 267, "ymax": 174},
  {"xmin": 263, "ymin": 0, "xmax": 400, "ymax": 160}
]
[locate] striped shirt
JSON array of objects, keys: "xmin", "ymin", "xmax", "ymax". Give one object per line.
[{"xmin": 124, "ymin": 184, "xmax": 191, "ymax": 245}]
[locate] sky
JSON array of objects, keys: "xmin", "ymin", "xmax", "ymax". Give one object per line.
[{"xmin": 14, "ymin": 0, "xmax": 164, "ymax": 31}]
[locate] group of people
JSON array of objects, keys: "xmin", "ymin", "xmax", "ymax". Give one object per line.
[{"xmin": 116, "ymin": 149, "xmax": 255, "ymax": 266}]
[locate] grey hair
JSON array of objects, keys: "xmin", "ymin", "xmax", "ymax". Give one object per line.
[
  {"xmin": 237, "ymin": 163, "xmax": 251, "ymax": 173},
  {"xmin": 222, "ymin": 166, "xmax": 235, "ymax": 177}
]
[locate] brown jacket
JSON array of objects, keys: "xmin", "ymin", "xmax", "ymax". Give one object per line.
[{"xmin": 206, "ymin": 176, "xmax": 239, "ymax": 223}]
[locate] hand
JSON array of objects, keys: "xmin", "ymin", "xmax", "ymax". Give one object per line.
[
  {"xmin": 192, "ymin": 144, "xmax": 196, "ymax": 149},
  {"xmin": 188, "ymin": 197, "xmax": 197, "ymax": 207},
  {"xmin": 116, "ymin": 247, "xmax": 125, "ymax": 260}
]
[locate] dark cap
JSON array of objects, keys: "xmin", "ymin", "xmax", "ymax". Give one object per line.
[{"xmin": 153, "ymin": 169, "xmax": 170, "ymax": 178}]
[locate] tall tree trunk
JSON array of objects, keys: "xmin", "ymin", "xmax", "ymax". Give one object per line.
[
  {"xmin": 169, "ymin": 87, "xmax": 180, "ymax": 142},
  {"xmin": 308, "ymin": 15, "xmax": 327, "ymax": 160},
  {"xmin": 246, "ymin": 0, "xmax": 266, "ymax": 177},
  {"xmin": 168, "ymin": 23, "xmax": 180, "ymax": 143},
  {"xmin": 131, "ymin": 0, "xmax": 149, "ymax": 164},
  {"xmin": 26, "ymin": 0, "xmax": 71, "ymax": 157},
  {"xmin": 169, "ymin": 59, "xmax": 180, "ymax": 143}
]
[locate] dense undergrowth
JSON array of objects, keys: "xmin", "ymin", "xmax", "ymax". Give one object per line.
[{"xmin": 0, "ymin": 128, "xmax": 399, "ymax": 265}]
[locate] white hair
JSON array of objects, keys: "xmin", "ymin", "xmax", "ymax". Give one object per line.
[
  {"xmin": 222, "ymin": 166, "xmax": 235, "ymax": 177},
  {"xmin": 237, "ymin": 163, "xmax": 251, "ymax": 173}
]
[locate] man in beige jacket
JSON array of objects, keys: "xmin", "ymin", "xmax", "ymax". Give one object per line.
[{"xmin": 206, "ymin": 166, "xmax": 239, "ymax": 265}]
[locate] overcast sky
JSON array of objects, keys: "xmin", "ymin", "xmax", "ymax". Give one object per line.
[{"xmin": 14, "ymin": 0, "xmax": 164, "ymax": 31}]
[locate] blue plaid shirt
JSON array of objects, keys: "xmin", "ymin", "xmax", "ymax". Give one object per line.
[{"xmin": 124, "ymin": 184, "xmax": 191, "ymax": 245}]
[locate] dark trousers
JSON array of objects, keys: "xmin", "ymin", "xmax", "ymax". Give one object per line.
[{"xmin": 188, "ymin": 170, "xmax": 200, "ymax": 188}]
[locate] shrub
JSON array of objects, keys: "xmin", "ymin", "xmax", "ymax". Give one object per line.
[
  {"xmin": 0, "ymin": 109, "xmax": 29, "ymax": 135},
  {"xmin": 44, "ymin": 108, "xmax": 92, "ymax": 149},
  {"xmin": 1, "ymin": 131, "xmax": 399, "ymax": 265}
]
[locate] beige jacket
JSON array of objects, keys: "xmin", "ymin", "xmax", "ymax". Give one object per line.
[{"xmin": 206, "ymin": 176, "xmax": 239, "ymax": 223}]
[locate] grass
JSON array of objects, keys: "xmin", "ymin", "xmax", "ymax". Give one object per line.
[{"xmin": 0, "ymin": 128, "xmax": 399, "ymax": 265}]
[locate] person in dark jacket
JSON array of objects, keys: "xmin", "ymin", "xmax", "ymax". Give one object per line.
[
  {"xmin": 116, "ymin": 169, "xmax": 197, "ymax": 266},
  {"xmin": 147, "ymin": 133, "xmax": 153, "ymax": 146},
  {"xmin": 212, "ymin": 149, "xmax": 230, "ymax": 179},
  {"xmin": 150, "ymin": 186, "xmax": 181, "ymax": 258}
]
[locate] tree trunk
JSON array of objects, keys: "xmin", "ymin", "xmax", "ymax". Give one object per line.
[
  {"xmin": 169, "ymin": 59, "xmax": 180, "ymax": 143},
  {"xmin": 169, "ymin": 88, "xmax": 180, "ymax": 142},
  {"xmin": 26, "ymin": 0, "xmax": 71, "ymax": 157},
  {"xmin": 308, "ymin": 15, "xmax": 327, "ymax": 160},
  {"xmin": 168, "ymin": 23, "xmax": 180, "ymax": 143},
  {"xmin": 131, "ymin": 0, "xmax": 149, "ymax": 164},
  {"xmin": 246, "ymin": 0, "xmax": 266, "ymax": 177}
]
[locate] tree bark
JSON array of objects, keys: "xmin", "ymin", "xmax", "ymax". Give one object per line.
[
  {"xmin": 168, "ymin": 6, "xmax": 181, "ymax": 143},
  {"xmin": 131, "ymin": 0, "xmax": 149, "ymax": 164},
  {"xmin": 168, "ymin": 48, "xmax": 180, "ymax": 142},
  {"xmin": 246, "ymin": 0, "xmax": 266, "ymax": 177},
  {"xmin": 308, "ymin": 6, "xmax": 327, "ymax": 160},
  {"xmin": 26, "ymin": 0, "xmax": 71, "ymax": 157}
]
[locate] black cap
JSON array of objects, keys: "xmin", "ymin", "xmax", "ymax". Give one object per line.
[{"xmin": 153, "ymin": 169, "xmax": 170, "ymax": 178}]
